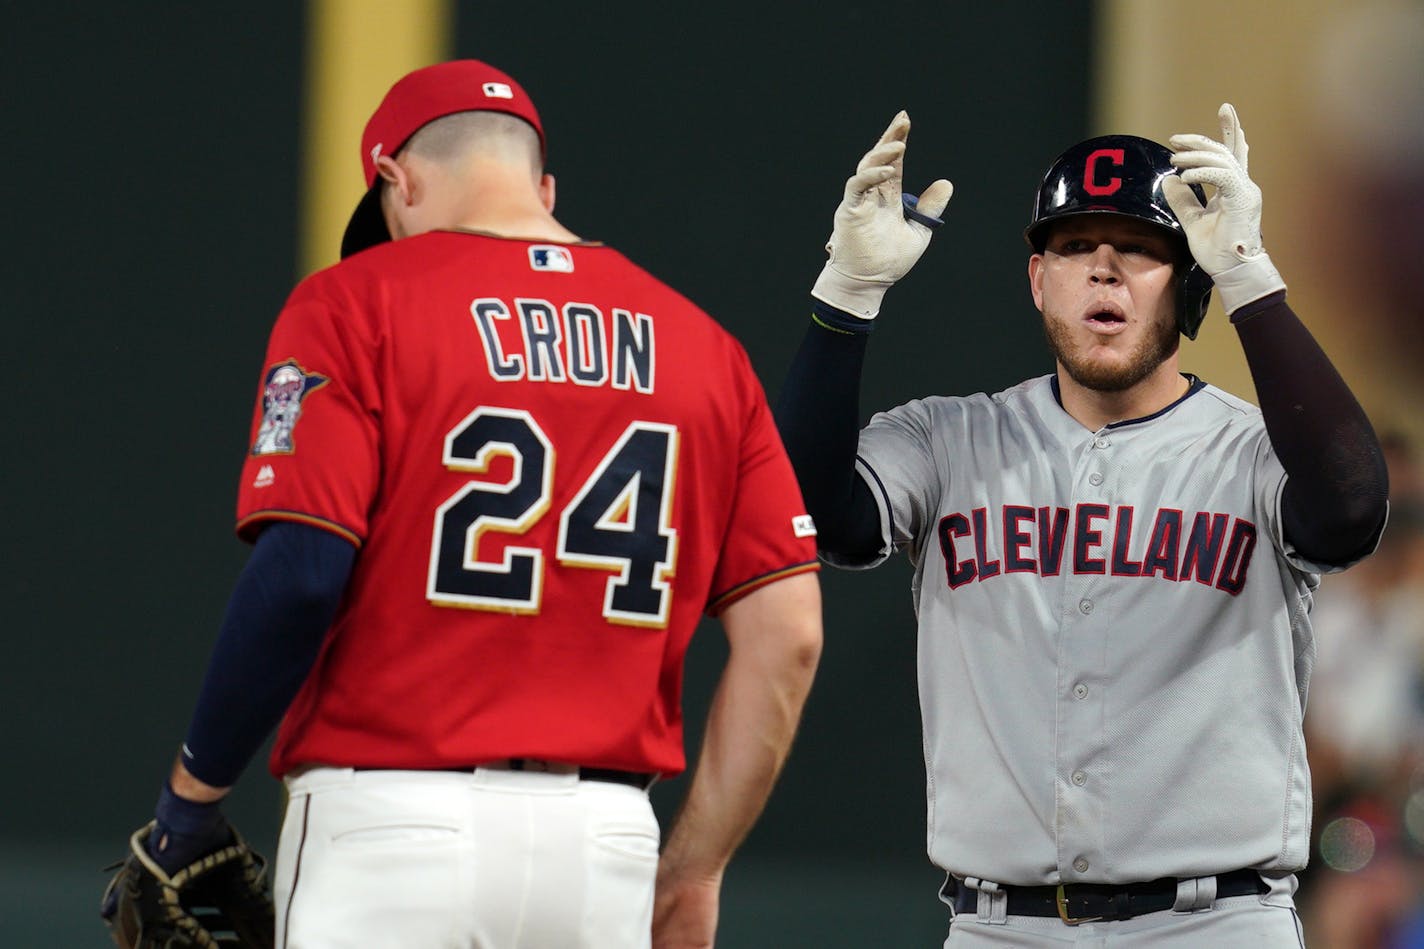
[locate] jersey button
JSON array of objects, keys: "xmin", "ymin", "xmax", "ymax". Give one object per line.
[
  {"xmin": 1088, "ymin": 472, "xmax": 1104, "ymax": 486},
  {"xmin": 1073, "ymin": 683, "xmax": 1089, "ymax": 699},
  {"xmin": 1074, "ymin": 857, "xmax": 1090, "ymax": 873},
  {"xmin": 1094, "ymin": 437, "xmax": 1110, "ymax": 449},
  {"xmin": 1071, "ymin": 770, "xmax": 1087, "ymax": 786},
  {"xmin": 1078, "ymin": 598, "xmax": 1093, "ymax": 614}
]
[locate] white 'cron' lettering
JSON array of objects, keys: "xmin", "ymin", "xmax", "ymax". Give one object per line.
[{"xmin": 468, "ymin": 297, "xmax": 655, "ymax": 393}]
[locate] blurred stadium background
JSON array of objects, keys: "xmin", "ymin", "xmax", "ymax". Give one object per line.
[{"xmin": 4, "ymin": 1, "xmax": 1421, "ymax": 944}]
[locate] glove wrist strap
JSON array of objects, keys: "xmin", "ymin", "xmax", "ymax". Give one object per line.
[
  {"xmin": 1211, "ymin": 253, "xmax": 1286, "ymax": 315},
  {"xmin": 811, "ymin": 264, "xmax": 890, "ymax": 320}
]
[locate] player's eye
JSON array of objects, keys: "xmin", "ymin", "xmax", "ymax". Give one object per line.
[{"xmin": 1121, "ymin": 242, "xmax": 1170, "ymax": 262}]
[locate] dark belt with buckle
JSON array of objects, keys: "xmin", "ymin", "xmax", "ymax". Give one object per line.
[{"xmin": 949, "ymin": 869, "xmax": 1267, "ymax": 923}]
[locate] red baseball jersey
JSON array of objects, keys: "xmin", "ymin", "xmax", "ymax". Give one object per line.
[{"xmin": 236, "ymin": 231, "xmax": 819, "ymax": 778}]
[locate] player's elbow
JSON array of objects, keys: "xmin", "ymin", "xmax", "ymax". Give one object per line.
[
  {"xmin": 778, "ymin": 610, "xmax": 824, "ymax": 679},
  {"xmin": 722, "ymin": 573, "xmax": 823, "ymax": 678},
  {"xmin": 760, "ymin": 589, "xmax": 824, "ymax": 677},
  {"xmin": 1285, "ymin": 500, "xmax": 1387, "ymax": 566}
]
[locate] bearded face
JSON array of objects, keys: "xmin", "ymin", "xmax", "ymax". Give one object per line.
[
  {"xmin": 1029, "ymin": 216, "xmax": 1183, "ymax": 394},
  {"xmin": 1041, "ymin": 297, "xmax": 1180, "ymax": 393}
]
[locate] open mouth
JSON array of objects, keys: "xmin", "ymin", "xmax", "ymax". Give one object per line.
[{"xmin": 1083, "ymin": 302, "xmax": 1127, "ymax": 331}]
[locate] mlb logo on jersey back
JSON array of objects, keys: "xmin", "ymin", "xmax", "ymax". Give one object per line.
[
  {"xmin": 792, "ymin": 515, "xmax": 817, "ymax": 538},
  {"xmin": 530, "ymin": 246, "xmax": 574, "ymax": 272}
]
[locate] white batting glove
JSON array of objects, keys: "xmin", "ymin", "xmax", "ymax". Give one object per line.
[
  {"xmin": 811, "ymin": 111, "xmax": 954, "ymax": 319},
  {"xmin": 1162, "ymin": 103, "xmax": 1286, "ymax": 314}
]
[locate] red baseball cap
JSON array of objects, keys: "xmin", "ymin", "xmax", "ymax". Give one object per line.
[{"xmin": 340, "ymin": 59, "xmax": 545, "ymax": 259}]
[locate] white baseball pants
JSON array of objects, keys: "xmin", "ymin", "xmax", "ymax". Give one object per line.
[{"xmin": 272, "ymin": 766, "xmax": 660, "ymax": 948}]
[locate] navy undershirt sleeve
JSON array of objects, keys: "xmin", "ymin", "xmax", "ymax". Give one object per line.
[
  {"xmin": 180, "ymin": 521, "xmax": 357, "ymax": 787},
  {"xmin": 1231, "ymin": 292, "xmax": 1389, "ymax": 564},
  {"xmin": 773, "ymin": 305, "xmax": 883, "ymax": 560}
]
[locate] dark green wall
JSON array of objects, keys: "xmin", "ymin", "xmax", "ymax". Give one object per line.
[{"xmin": 3, "ymin": 2, "xmax": 1091, "ymax": 943}]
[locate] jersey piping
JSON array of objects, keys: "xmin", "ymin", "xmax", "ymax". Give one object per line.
[
  {"xmin": 706, "ymin": 561, "xmax": 820, "ymax": 613},
  {"xmin": 237, "ymin": 510, "xmax": 362, "ymax": 548}
]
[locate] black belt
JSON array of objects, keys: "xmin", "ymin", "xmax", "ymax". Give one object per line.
[
  {"xmin": 355, "ymin": 759, "xmax": 658, "ymax": 790},
  {"xmin": 503, "ymin": 758, "xmax": 658, "ymax": 790},
  {"xmin": 948, "ymin": 869, "xmax": 1268, "ymax": 924},
  {"xmin": 568, "ymin": 766, "xmax": 657, "ymax": 790}
]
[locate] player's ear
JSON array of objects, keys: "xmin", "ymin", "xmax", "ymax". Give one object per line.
[
  {"xmin": 375, "ymin": 155, "xmax": 414, "ymax": 206},
  {"xmin": 538, "ymin": 173, "xmax": 556, "ymax": 213},
  {"xmin": 1028, "ymin": 254, "xmax": 1046, "ymax": 312}
]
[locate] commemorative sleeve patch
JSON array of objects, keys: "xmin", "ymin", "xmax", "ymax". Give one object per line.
[
  {"xmin": 251, "ymin": 359, "xmax": 328, "ymax": 456},
  {"xmin": 792, "ymin": 514, "xmax": 817, "ymax": 538}
]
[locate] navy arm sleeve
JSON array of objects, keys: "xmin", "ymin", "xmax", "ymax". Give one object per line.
[
  {"xmin": 179, "ymin": 521, "xmax": 357, "ymax": 787},
  {"xmin": 1232, "ymin": 292, "xmax": 1389, "ymax": 565},
  {"xmin": 773, "ymin": 305, "xmax": 883, "ymax": 560}
]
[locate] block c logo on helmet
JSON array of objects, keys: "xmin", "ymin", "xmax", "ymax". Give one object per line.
[{"xmin": 1083, "ymin": 148, "xmax": 1126, "ymax": 196}]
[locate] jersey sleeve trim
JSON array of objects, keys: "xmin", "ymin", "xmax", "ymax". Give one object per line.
[
  {"xmin": 236, "ymin": 510, "xmax": 364, "ymax": 548},
  {"xmin": 706, "ymin": 561, "xmax": 820, "ymax": 615}
]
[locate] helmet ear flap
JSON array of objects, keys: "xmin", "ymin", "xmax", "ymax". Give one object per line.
[{"xmin": 1177, "ymin": 263, "xmax": 1214, "ymax": 340}]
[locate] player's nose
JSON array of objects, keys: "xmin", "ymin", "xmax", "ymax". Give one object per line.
[{"xmin": 1087, "ymin": 242, "xmax": 1120, "ymax": 283}]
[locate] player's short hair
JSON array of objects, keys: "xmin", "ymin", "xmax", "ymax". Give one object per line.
[{"xmin": 402, "ymin": 111, "xmax": 544, "ymax": 173}]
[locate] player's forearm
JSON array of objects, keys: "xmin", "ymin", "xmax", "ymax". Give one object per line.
[
  {"xmin": 660, "ymin": 575, "xmax": 822, "ymax": 878},
  {"xmin": 178, "ymin": 522, "xmax": 356, "ymax": 789},
  {"xmin": 169, "ymin": 758, "xmax": 229, "ymax": 803},
  {"xmin": 774, "ymin": 310, "xmax": 880, "ymax": 555},
  {"xmin": 1232, "ymin": 293, "xmax": 1388, "ymax": 560}
]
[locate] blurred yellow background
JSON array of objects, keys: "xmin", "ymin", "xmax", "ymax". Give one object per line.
[{"xmin": 1101, "ymin": 0, "xmax": 1424, "ymax": 445}]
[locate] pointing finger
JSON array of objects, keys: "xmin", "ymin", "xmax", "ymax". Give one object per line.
[
  {"xmin": 874, "ymin": 110, "xmax": 911, "ymax": 149},
  {"xmin": 1217, "ymin": 103, "xmax": 1249, "ymax": 173}
]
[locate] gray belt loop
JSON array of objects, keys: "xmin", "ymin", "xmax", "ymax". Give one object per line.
[
  {"xmin": 1172, "ymin": 874, "xmax": 1218, "ymax": 913},
  {"xmin": 966, "ymin": 877, "xmax": 1008, "ymax": 924}
]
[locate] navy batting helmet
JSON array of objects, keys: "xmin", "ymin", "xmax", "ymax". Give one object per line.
[{"xmin": 1025, "ymin": 135, "xmax": 1214, "ymax": 340}]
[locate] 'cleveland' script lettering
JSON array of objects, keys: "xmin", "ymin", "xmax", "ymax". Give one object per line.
[{"xmin": 936, "ymin": 504, "xmax": 1257, "ymax": 595}]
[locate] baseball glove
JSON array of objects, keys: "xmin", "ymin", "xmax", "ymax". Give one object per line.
[{"xmin": 100, "ymin": 821, "xmax": 275, "ymax": 948}]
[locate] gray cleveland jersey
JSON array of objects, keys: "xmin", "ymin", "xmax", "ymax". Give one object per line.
[{"xmin": 830, "ymin": 374, "xmax": 1372, "ymax": 887}]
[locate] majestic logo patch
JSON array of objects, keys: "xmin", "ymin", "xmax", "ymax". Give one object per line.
[
  {"xmin": 251, "ymin": 360, "xmax": 328, "ymax": 456},
  {"xmin": 792, "ymin": 514, "xmax": 817, "ymax": 538},
  {"xmin": 253, "ymin": 464, "xmax": 276, "ymax": 488},
  {"xmin": 529, "ymin": 245, "xmax": 574, "ymax": 273}
]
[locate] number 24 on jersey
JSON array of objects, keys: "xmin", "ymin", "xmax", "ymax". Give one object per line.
[{"xmin": 427, "ymin": 407, "xmax": 678, "ymax": 628}]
